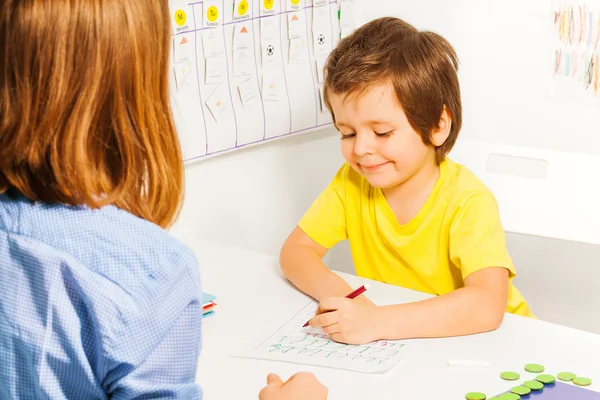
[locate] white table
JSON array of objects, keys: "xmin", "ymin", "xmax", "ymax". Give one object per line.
[{"xmin": 193, "ymin": 240, "xmax": 600, "ymax": 399}]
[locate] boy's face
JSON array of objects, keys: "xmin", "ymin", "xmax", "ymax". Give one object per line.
[{"xmin": 330, "ymin": 83, "xmax": 437, "ymax": 190}]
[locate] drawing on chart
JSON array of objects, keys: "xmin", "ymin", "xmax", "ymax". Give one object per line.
[
  {"xmin": 551, "ymin": 3, "xmax": 600, "ymax": 102},
  {"xmin": 229, "ymin": 299, "xmax": 409, "ymax": 373},
  {"xmin": 261, "ymin": 331, "xmax": 405, "ymax": 364}
]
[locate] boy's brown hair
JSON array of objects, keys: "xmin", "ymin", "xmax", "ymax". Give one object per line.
[
  {"xmin": 0, "ymin": 0, "xmax": 183, "ymax": 228},
  {"xmin": 323, "ymin": 17, "xmax": 462, "ymax": 164}
]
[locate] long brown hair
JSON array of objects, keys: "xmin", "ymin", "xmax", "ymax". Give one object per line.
[
  {"xmin": 0, "ymin": 0, "xmax": 183, "ymax": 228},
  {"xmin": 323, "ymin": 17, "xmax": 462, "ymax": 164}
]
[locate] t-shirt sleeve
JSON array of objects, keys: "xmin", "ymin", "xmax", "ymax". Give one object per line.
[
  {"xmin": 297, "ymin": 163, "xmax": 349, "ymax": 249},
  {"xmin": 449, "ymin": 192, "xmax": 516, "ymax": 280}
]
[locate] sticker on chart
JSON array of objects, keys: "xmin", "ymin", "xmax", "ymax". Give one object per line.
[
  {"xmin": 202, "ymin": 29, "xmax": 225, "ymax": 58},
  {"xmin": 233, "ymin": 23, "xmax": 253, "ymax": 51},
  {"xmin": 286, "ymin": 0, "xmax": 304, "ymax": 12},
  {"xmin": 262, "ymin": 75, "xmax": 281, "ymax": 101},
  {"xmin": 313, "ymin": 0, "xmax": 328, "ymax": 7},
  {"xmin": 260, "ymin": 0, "xmax": 279, "ymax": 16},
  {"xmin": 173, "ymin": 34, "xmax": 192, "ymax": 63},
  {"xmin": 288, "ymin": 37, "xmax": 306, "ymax": 64},
  {"xmin": 287, "ymin": 11, "xmax": 305, "ymax": 39},
  {"xmin": 315, "ymin": 56, "xmax": 326, "ymax": 83},
  {"xmin": 205, "ymin": 84, "xmax": 229, "ymax": 122},
  {"xmin": 238, "ymin": 78, "xmax": 260, "ymax": 107},
  {"xmin": 312, "ymin": 4, "xmax": 331, "ymax": 32},
  {"xmin": 204, "ymin": 0, "xmax": 222, "ymax": 28},
  {"xmin": 261, "ymin": 41, "xmax": 278, "ymax": 67},
  {"xmin": 313, "ymin": 30, "xmax": 331, "ymax": 56},
  {"xmin": 234, "ymin": 0, "xmax": 252, "ymax": 21},
  {"xmin": 205, "ymin": 57, "xmax": 227, "ymax": 84},
  {"xmin": 260, "ymin": 16, "xmax": 278, "ymax": 42},
  {"xmin": 174, "ymin": 59, "xmax": 194, "ymax": 91},
  {"xmin": 233, "ymin": 49, "xmax": 254, "ymax": 77},
  {"xmin": 169, "ymin": 0, "xmax": 193, "ymax": 34}
]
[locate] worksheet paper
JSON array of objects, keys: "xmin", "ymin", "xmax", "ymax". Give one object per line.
[{"xmin": 229, "ymin": 297, "xmax": 409, "ymax": 373}]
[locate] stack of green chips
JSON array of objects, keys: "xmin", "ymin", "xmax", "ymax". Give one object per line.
[{"xmin": 466, "ymin": 363, "xmax": 593, "ymax": 399}]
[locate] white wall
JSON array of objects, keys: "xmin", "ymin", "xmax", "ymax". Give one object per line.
[
  {"xmin": 171, "ymin": 127, "xmax": 344, "ymax": 257},
  {"xmin": 370, "ymin": 0, "xmax": 600, "ymax": 156}
]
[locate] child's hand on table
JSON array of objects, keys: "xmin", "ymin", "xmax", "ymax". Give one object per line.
[
  {"xmin": 308, "ymin": 296, "xmax": 381, "ymax": 344},
  {"xmin": 356, "ymin": 294, "xmax": 374, "ymax": 306},
  {"xmin": 259, "ymin": 372, "xmax": 328, "ymax": 400}
]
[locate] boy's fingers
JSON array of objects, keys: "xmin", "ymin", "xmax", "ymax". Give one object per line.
[
  {"xmin": 309, "ymin": 310, "xmax": 340, "ymax": 328},
  {"xmin": 319, "ymin": 310, "xmax": 339, "ymax": 326},
  {"xmin": 266, "ymin": 373, "xmax": 283, "ymax": 387},
  {"xmin": 322, "ymin": 323, "xmax": 341, "ymax": 335},
  {"xmin": 317, "ymin": 297, "xmax": 347, "ymax": 314}
]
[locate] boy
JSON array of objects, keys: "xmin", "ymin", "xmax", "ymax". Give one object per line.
[{"xmin": 280, "ymin": 17, "xmax": 533, "ymax": 345}]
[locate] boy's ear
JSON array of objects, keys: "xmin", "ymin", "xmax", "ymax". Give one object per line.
[{"xmin": 431, "ymin": 107, "xmax": 452, "ymax": 147}]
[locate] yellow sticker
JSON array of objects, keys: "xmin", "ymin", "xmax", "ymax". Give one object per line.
[
  {"xmin": 238, "ymin": 0, "xmax": 249, "ymax": 16},
  {"xmin": 174, "ymin": 9, "xmax": 187, "ymax": 26},
  {"xmin": 290, "ymin": 0, "xmax": 300, "ymax": 4},
  {"xmin": 207, "ymin": 5, "xmax": 219, "ymax": 22},
  {"xmin": 264, "ymin": 0, "xmax": 274, "ymax": 10}
]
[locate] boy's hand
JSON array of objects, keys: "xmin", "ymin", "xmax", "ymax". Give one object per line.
[
  {"xmin": 355, "ymin": 294, "xmax": 374, "ymax": 306},
  {"xmin": 309, "ymin": 297, "xmax": 380, "ymax": 344},
  {"xmin": 315, "ymin": 294, "xmax": 373, "ymax": 309},
  {"xmin": 259, "ymin": 372, "xmax": 328, "ymax": 400}
]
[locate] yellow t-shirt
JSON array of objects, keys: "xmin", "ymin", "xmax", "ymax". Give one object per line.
[{"xmin": 298, "ymin": 158, "xmax": 533, "ymax": 318}]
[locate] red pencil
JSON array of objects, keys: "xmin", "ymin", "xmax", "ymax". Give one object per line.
[{"xmin": 302, "ymin": 284, "xmax": 371, "ymax": 327}]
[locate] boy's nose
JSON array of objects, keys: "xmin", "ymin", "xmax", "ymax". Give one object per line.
[{"xmin": 353, "ymin": 133, "xmax": 375, "ymax": 156}]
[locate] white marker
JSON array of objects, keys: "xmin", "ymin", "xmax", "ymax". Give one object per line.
[{"xmin": 447, "ymin": 359, "xmax": 491, "ymax": 368}]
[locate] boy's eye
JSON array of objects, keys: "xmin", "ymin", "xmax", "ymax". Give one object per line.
[
  {"xmin": 340, "ymin": 133, "xmax": 355, "ymax": 139},
  {"xmin": 375, "ymin": 130, "xmax": 393, "ymax": 138}
]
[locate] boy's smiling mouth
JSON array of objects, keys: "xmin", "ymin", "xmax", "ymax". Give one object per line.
[{"xmin": 360, "ymin": 161, "xmax": 391, "ymax": 171}]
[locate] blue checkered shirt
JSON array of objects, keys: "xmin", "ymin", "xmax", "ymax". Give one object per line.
[{"xmin": 0, "ymin": 192, "xmax": 203, "ymax": 399}]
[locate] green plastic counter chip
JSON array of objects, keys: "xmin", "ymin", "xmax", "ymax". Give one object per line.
[
  {"xmin": 524, "ymin": 363, "xmax": 544, "ymax": 373},
  {"xmin": 573, "ymin": 377, "xmax": 592, "ymax": 386},
  {"xmin": 536, "ymin": 374, "xmax": 556, "ymax": 384},
  {"xmin": 498, "ymin": 393, "xmax": 521, "ymax": 400},
  {"xmin": 465, "ymin": 392, "xmax": 487, "ymax": 400},
  {"xmin": 511, "ymin": 386, "xmax": 531, "ymax": 396},
  {"xmin": 557, "ymin": 372, "xmax": 576, "ymax": 381},
  {"xmin": 523, "ymin": 380, "xmax": 544, "ymax": 390},
  {"xmin": 500, "ymin": 371, "xmax": 520, "ymax": 381}
]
